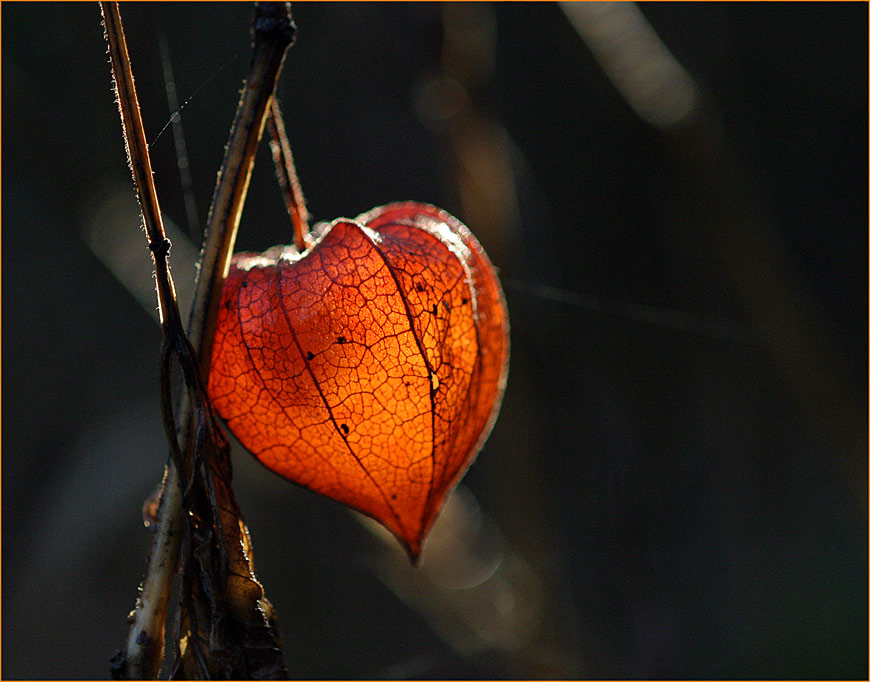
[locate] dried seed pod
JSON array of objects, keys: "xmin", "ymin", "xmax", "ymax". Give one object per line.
[{"xmin": 209, "ymin": 202, "xmax": 509, "ymax": 560}]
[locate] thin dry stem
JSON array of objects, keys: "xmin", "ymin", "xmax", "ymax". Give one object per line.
[
  {"xmin": 100, "ymin": 2, "xmax": 182, "ymax": 334},
  {"xmin": 107, "ymin": 3, "xmax": 296, "ymax": 678},
  {"xmin": 101, "ymin": 3, "xmax": 188, "ymax": 677},
  {"xmin": 267, "ymin": 98, "xmax": 311, "ymax": 251},
  {"xmin": 187, "ymin": 2, "xmax": 296, "ymax": 373}
]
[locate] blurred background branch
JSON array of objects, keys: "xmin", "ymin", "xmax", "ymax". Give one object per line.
[{"xmin": 561, "ymin": 0, "xmax": 865, "ymax": 512}]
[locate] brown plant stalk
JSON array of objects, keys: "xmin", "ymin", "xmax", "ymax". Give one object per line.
[
  {"xmin": 267, "ymin": 98, "xmax": 311, "ymax": 251},
  {"xmin": 102, "ymin": 2, "xmax": 296, "ymax": 678}
]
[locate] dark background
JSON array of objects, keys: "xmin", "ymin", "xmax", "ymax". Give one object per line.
[{"xmin": 2, "ymin": 2, "xmax": 866, "ymax": 679}]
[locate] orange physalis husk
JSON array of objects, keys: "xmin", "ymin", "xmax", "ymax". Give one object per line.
[{"xmin": 209, "ymin": 202, "xmax": 509, "ymax": 561}]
